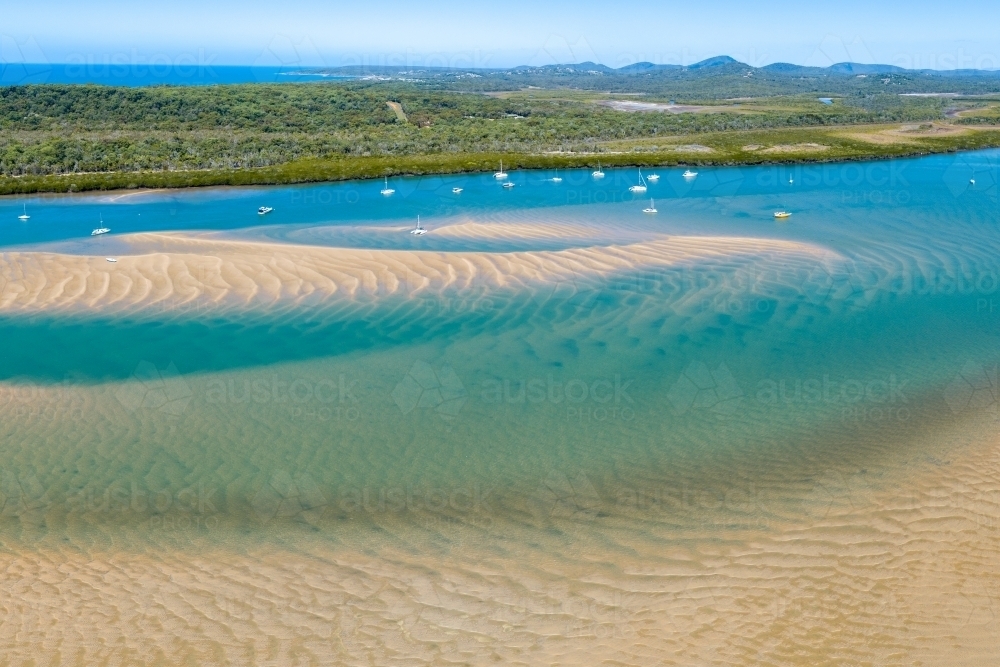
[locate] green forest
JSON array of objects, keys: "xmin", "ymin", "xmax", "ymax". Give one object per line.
[{"xmin": 2, "ymin": 70, "xmax": 999, "ymax": 194}]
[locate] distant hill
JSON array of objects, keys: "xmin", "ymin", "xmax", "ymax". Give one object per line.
[
  {"xmin": 313, "ymin": 56, "xmax": 999, "ymax": 78},
  {"xmin": 300, "ymin": 55, "xmax": 1000, "ymax": 99}
]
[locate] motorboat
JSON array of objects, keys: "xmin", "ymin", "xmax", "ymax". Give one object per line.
[
  {"xmin": 502, "ymin": 181, "xmax": 515, "ymax": 189},
  {"xmin": 452, "ymin": 187, "xmax": 463, "ymax": 193},
  {"xmin": 646, "ymin": 173, "xmax": 660, "ymax": 182},
  {"xmin": 257, "ymin": 206, "xmax": 273, "ymax": 215},
  {"xmin": 774, "ymin": 211, "xmax": 792, "ymax": 219},
  {"xmin": 682, "ymin": 169, "xmax": 697, "ymax": 179}
]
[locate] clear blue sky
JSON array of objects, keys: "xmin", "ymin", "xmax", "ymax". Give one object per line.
[{"xmin": 3, "ymin": 0, "xmax": 999, "ymax": 70}]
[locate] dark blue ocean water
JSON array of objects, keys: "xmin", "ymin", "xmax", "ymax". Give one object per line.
[{"xmin": 0, "ymin": 62, "xmax": 347, "ymax": 86}]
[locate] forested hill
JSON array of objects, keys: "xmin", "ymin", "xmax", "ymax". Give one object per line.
[
  {"xmin": 2, "ymin": 73, "xmax": 1000, "ymax": 194},
  {"xmin": 311, "ymin": 56, "xmax": 1000, "ymax": 98}
]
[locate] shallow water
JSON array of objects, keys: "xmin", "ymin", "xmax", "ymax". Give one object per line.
[{"xmin": 2, "ymin": 153, "xmax": 1000, "ymax": 664}]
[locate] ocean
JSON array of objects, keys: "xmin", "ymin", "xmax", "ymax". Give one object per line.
[{"xmin": 0, "ymin": 62, "xmax": 348, "ymax": 86}]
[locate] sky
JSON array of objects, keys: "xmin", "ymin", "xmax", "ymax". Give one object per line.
[{"xmin": 2, "ymin": 0, "xmax": 999, "ymax": 71}]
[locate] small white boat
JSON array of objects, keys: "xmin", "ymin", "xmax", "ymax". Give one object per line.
[
  {"xmin": 106, "ymin": 257, "xmax": 118, "ymax": 263},
  {"xmin": 683, "ymin": 169, "xmax": 698, "ymax": 179},
  {"xmin": 643, "ymin": 199, "xmax": 658, "ymax": 214},
  {"xmin": 17, "ymin": 204, "xmax": 29, "ymax": 221},
  {"xmin": 494, "ymin": 161, "xmax": 508, "ymax": 180},
  {"xmin": 409, "ymin": 215, "xmax": 427, "ymax": 235},
  {"xmin": 789, "ymin": 177, "xmax": 794, "ymax": 185},
  {"xmin": 381, "ymin": 177, "xmax": 395, "ymax": 196},
  {"xmin": 257, "ymin": 206, "xmax": 273, "ymax": 215},
  {"xmin": 452, "ymin": 187, "xmax": 463, "ymax": 193},
  {"xmin": 592, "ymin": 161, "xmax": 605, "ymax": 178},
  {"xmin": 970, "ymin": 178, "xmax": 976, "ymax": 186},
  {"xmin": 91, "ymin": 215, "xmax": 110, "ymax": 236},
  {"xmin": 629, "ymin": 169, "xmax": 648, "ymax": 193},
  {"xmin": 646, "ymin": 173, "xmax": 660, "ymax": 182},
  {"xmin": 502, "ymin": 182, "xmax": 515, "ymax": 189},
  {"xmin": 774, "ymin": 211, "xmax": 792, "ymax": 219},
  {"xmin": 551, "ymin": 173, "xmax": 563, "ymax": 183}
]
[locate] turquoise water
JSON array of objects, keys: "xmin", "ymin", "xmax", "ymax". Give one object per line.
[
  {"xmin": 2, "ymin": 150, "xmax": 996, "ymax": 251},
  {"xmin": 4, "ymin": 152, "xmax": 1000, "ymax": 662},
  {"xmin": 2, "ymin": 151, "xmax": 998, "ymax": 529}
]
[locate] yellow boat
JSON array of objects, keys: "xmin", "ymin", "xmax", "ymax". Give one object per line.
[{"xmin": 774, "ymin": 211, "xmax": 792, "ymax": 219}]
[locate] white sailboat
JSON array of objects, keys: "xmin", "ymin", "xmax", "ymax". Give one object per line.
[
  {"xmin": 494, "ymin": 161, "xmax": 508, "ymax": 179},
  {"xmin": 381, "ymin": 177, "xmax": 395, "ymax": 196},
  {"xmin": 409, "ymin": 215, "xmax": 427, "ymax": 235},
  {"xmin": 17, "ymin": 204, "xmax": 29, "ymax": 221},
  {"xmin": 91, "ymin": 214, "xmax": 110, "ymax": 236},
  {"xmin": 629, "ymin": 169, "xmax": 648, "ymax": 193},
  {"xmin": 551, "ymin": 170, "xmax": 563, "ymax": 183},
  {"xmin": 643, "ymin": 199, "xmax": 658, "ymax": 214},
  {"xmin": 592, "ymin": 161, "xmax": 605, "ymax": 178}
]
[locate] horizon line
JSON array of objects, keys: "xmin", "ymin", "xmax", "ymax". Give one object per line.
[{"xmin": 3, "ymin": 56, "xmax": 1000, "ymax": 75}]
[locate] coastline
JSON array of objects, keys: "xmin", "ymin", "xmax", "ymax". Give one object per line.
[{"xmin": 4, "ymin": 124, "xmax": 1000, "ymax": 197}]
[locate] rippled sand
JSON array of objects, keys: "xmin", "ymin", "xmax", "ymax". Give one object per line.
[
  {"xmin": 1, "ymin": 400, "xmax": 997, "ymax": 666},
  {"xmin": 3, "ymin": 213, "xmax": 1000, "ymax": 664},
  {"xmin": 0, "ymin": 230, "xmax": 843, "ymax": 316}
]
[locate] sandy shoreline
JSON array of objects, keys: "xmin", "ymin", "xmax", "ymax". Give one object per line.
[{"xmin": 0, "ymin": 230, "xmax": 840, "ymax": 315}]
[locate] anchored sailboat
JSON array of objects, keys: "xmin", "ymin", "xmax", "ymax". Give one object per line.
[
  {"xmin": 409, "ymin": 215, "xmax": 427, "ymax": 235},
  {"xmin": 629, "ymin": 169, "xmax": 648, "ymax": 193},
  {"xmin": 91, "ymin": 214, "xmax": 110, "ymax": 236}
]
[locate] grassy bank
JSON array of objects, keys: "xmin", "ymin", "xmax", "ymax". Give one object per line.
[{"xmin": 3, "ymin": 123, "xmax": 999, "ymax": 196}]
